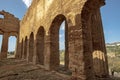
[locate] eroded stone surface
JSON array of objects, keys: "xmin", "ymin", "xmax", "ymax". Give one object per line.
[
  {"xmin": 17, "ymin": 0, "xmax": 109, "ymax": 80},
  {"xmin": 0, "ymin": 10, "xmax": 20, "ymax": 59},
  {"xmin": 0, "ymin": 0, "xmax": 110, "ymax": 80},
  {"xmin": 0, "ymin": 59, "xmax": 70, "ymax": 80}
]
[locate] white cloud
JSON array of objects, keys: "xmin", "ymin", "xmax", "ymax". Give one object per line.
[
  {"xmin": 59, "ymin": 42, "xmax": 65, "ymax": 50},
  {"xmin": 22, "ymin": 0, "xmax": 32, "ymax": 8},
  {"xmin": 61, "ymin": 25, "xmax": 65, "ymax": 30},
  {"xmin": 60, "ymin": 21, "xmax": 65, "ymax": 30},
  {"xmin": 59, "ymin": 34, "xmax": 63, "ymax": 38}
]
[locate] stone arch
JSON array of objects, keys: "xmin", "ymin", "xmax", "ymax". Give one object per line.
[
  {"xmin": 48, "ymin": 14, "xmax": 69, "ymax": 70},
  {"xmin": 28, "ymin": 32, "xmax": 34, "ymax": 62},
  {"xmin": 24, "ymin": 36, "xmax": 28, "ymax": 59},
  {"xmin": 7, "ymin": 35, "xmax": 17, "ymax": 58},
  {"xmin": 36, "ymin": 26, "xmax": 45, "ymax": 65}
]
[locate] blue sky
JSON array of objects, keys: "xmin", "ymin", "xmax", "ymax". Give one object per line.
[
  {"xmin": 0, "ymin": 0, "xmax": 27, "ymax": 52},
  {"xmin": 59, "ymin": 21, "xmax": 65, "ymax": 50},
  {"xmin": 101, "ymin": 0, "xmax": 120, "ymax": 43},
  {"xmin": 0, "ymin": 0, "xmax": 120, "ymax": 51}
]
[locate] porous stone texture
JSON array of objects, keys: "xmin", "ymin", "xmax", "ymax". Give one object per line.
[
  {"xmin": 0, "ymin": 10, "xmax": 20, "ymax": 59},
  {"xmin": 0, "ymin": 0, "xmax": 109, "ymax": 80},
  {"xmin": 0, "ymin": 59, "xmax": 71, "ymax": 80}
]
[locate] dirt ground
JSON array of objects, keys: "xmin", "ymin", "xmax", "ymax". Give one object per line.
[
  {"xmin": 110, "ymin": 75, "xmax": 120, "ymax": 80},
  {"xmin": 0, "ymin": 58, "xmax": 71, "ymax": 80},
  {"xmin": 0, "ymin": 58, "xmax": 120, "ymax": 80}
]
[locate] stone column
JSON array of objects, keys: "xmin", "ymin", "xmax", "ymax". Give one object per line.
[
  {"xmin": 98, "ymin": 9, "xmax": 109, "ymax": 77},
  {"xmin": 33, "ymin": 40, "xmax": 37, "ymax": 64},
  {"xmin": 22, "ymin": 40, "xmax": 25, "ymax": 59},
  {"xmin": 14, "ymin": 35, "xmax": 18, "ymax": 58},
  {"xmin": 15, "ymin": 35, "xmax": 22, "ymax": 59},
  {"xmin": 16, "ymin": 42, "xmax": 21, "ymax": 59},
  {"xmin": 26, "ymin": 39, "xmax": 30, "ymax": 62},
  {"xmin": 15, "ymin": 23, "xmax": 21, "ymax": 59},
  {"xmin": 44, "ymin": 35, "xmax": 51, "ymax": 70},
  {"xmin": 23, "ymin": 38, "xmax": 28, "ymax": 59},
  {"xmin": 1, "ymin": 33, "xmax": 9, "ymax": 59},
  {"xmin": 68, "ymin": 26, "xmax": 75, "ymax": 71},
  {"xmin": 69, "ymin": 13, "xmax": 94, "ymax": 80},
  {"xmin": 91, "ymin": 9, "xmax": 109, "ymax": 78},
  {"xmin": 65, "ymin": 20, "xmax": 69, "ymax": 69},
  {"xmin": 20, "ymin": 40, "xmax": 23, "ymax": 59}
]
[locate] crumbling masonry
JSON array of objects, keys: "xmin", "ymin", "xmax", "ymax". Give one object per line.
[
  {"xmin": 0, "ymin": 0, "xmax": 109, "ymax": 80},
  {"xmin": 0, "ymin": 10, "xmax": 19, "ymax": 59}
]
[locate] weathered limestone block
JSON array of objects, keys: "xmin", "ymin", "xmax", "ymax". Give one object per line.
[
  {"xmin": 0, "ymin": 10, "xmax": 20, "ymax": 60},
  {"xmin": 91, "ymin": 9, "xmax": 109, "ymax": 78},
  {"xmin": 17, "ymin": 0, "xmax": 109, "ymax": 80},
  {"xmin": 0, "ymin": 33, "xmax": 9, "ymax": 59}
]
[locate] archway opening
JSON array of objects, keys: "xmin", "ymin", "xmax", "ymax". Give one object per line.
[
  {"xmin": 0, "ymin": 14, "xmax": 4, "ymax": 19},
  {"xmin": 28, "ymin": 32, "xmax": 34, "ymax": 62},
  {"xmin": 0, "ymin": 35, "xmax": 3, "ymax": 53},
  {"xmin": 59, "ymin": 21, "xmax": 65, "ymax": 66},
  {"xmin": 8, "ymin": 36, "xmax": 17, "ymax": 58},
  {"xmin": 49, "ymin": 14, "xmax": 69, "ymax": 72},
  {"xmin": 36, "ymin": 27, "xmax": 45, "ymax": 65}
]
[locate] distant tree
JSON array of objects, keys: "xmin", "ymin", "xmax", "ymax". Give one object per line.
[
  {"xmin": 8, "ymin": 51, "xmax": 14, "ymax": 54},
  {"xmin": 108, "ymin": 57, "xmax": 120, "ymax": 73}
]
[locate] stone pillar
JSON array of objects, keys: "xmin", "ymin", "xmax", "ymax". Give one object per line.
[
  {"xmin": 19, "ymin": 40, "xmax": 23, "ymax": 59},
  {"xmin": 68, "ymin": 26, "xmax": 75, "ymax": 71},
  {"xmin": 15, "ymin": 23, "xmax": 21, "ymax": 59},
  {"xmin": 26, "ymin": 38, "xmax": 30, "ymax": 62},
  {"xmin": 98, "ymin": 10, "xmax": 109, "ymax": 77},
  {"xmin": 33, "ymin": 40, "xmax": 38, "ymax": 64},
  {"xmin": 44, "ymin": 35, "xmax": 51, "ymax": 70},
  {"xmin": 16, "ymin": 42, "xmax": 21, "ymax": 59},
  {"xmin": 23, "ymin": 38, "xmax": 28, "ymax": 59},
  {"xmin": 69, "ymin": 14, "xmax": 94, "ymax": 80},
  {"xmin": 0, "ymin": 33, "xmax": 9, "ymax": 59},
  {"xmin": 27, "ymin": 33, "xmax": 34, "ymax": 62},
  {"xmin": 99, "ymin": 8, "xmax": 109, "ymax": 77},
  {"xmin": 14, "ymin": 36, "xmax": 18, "ymax": 58},
  {"xmin": 22, "ymin": 40, "xmax": 25, "ymax": 59},
  {"xmin": 15, "ymin": 35, "xmax": 22, "ymax": 59},
  {"xmin": 91, "ymin": 9, "xmax": 109, "ymax": 78},
  {"xmin": 65, "ymin": 20, "xmax": 69, "ymax": 69}
]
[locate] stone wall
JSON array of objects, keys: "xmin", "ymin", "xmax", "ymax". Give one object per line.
[
  {"xmin": 17, "ymin": 0, "xmax": 109, "ymax": 80},
  {"xmin": 0, "ymin": 10, "xmax": 20, "ymax": 59}
]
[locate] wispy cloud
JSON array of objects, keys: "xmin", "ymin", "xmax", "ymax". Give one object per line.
[
  {"xmin": 60, "ymin": 21, "xmax": 65, "ymax": 30},
  {"xmin": 22, "ymin": 0, "xmax": 32, "ymax": 8},
  {"xmin": 59, "ymin": 34, "xmax": 63, "ymax": 38},
  {"xmin": 61, "ymin": 25, "xmax": 65, "ymax": 30}
]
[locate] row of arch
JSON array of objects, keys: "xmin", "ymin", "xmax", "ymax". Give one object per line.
[
  {"xmin": 19, "ymin": 0, "xmax": 109, "ymax": 79},
  {"xmin": 20, "ymin": 15, "xmax": 69, "ymax": 70},
  {"xmin": 19, "ymin": 11, "xmax": 109, "ymax": 78}
]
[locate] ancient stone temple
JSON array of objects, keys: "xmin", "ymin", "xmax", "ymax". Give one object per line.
[
  {"xmin": 0, "ymin": 10, "xmax": 19, "ymax": 59},
  {"xmin": 0, "ymin": 0, "xmax": 109, "ymax": 80}
]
